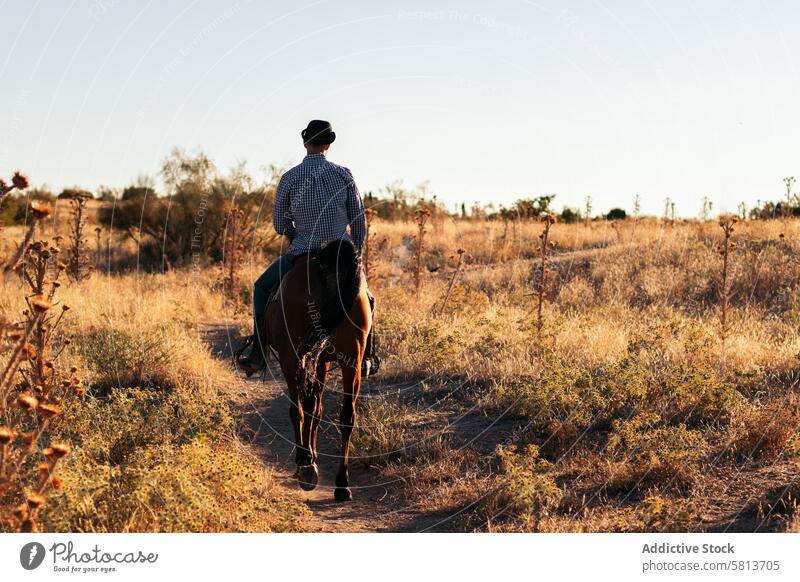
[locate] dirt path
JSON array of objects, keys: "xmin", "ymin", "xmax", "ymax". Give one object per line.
[{"xmin": 200, "ymin": 321, "xmax": 460, "ymax": 532}]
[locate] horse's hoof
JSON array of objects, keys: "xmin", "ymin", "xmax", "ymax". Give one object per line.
[
  {"xmin": 334, "ymin": 487, "xmax": 352, "ymax": 502},
  {"xmin": 297, "ymin": 464, "xmax": 319, "ymax": 491}
]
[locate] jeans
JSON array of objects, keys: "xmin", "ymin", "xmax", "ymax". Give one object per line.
[{"xmin": 253, "ymin": 254, "xmax": 295, "ymax": 318}]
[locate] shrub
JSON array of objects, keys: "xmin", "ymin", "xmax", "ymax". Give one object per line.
[
  {"xmin": 606, "ymin": 412, "xmax": 707, "ymax": 489},
  {"xmin": 495, "ymin": 353, "xmax": 647, "ymax": 434},
  {"xmin": 471, "ymin": 444, "xmax": 561, "ymax": 528},
  {"xmin": 76, "ymin": 327, "xmax": 175, "ymax": 390},
  {"xmin": 41, "ymin": 385, "xmax": 304, "ymax": 532},
  {"xmin": 660, "ymin": 363, "xmax": 743, "ymax": 426},
  {"xmin": 640, "ymin": 495, "xmax": 701, "ymax": 532}
]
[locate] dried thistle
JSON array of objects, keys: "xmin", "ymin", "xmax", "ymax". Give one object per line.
[
  {"xmin": 718, "ymin": 215, "xmax": 738, "ymax": 366},
  {"xmin": 2, "ymin": 172, "xmax": 53, "ymax": 274},
  {"xmin": 1, "ymin": 239, "xmax": 81, "ymax": 532},
  {"xmin": 533, "ymin": 213, "xmax": 557, "ymax": 343},
  {"xmin": 66, "ymin": 193, "xmax": 94, "ymax": 282},
  {"xmin": 221, "ymin": 206, "xmax": 245, "ymax": 306},
  {"xmin": 413, "ymin": 207, "xmax": 431, "ymax": 294}
]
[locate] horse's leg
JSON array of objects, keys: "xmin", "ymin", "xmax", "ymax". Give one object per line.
[
  {"xmin": 335, "ymin": 357, "xmax": 361, "ymax": 502},
  {"xmin": 308, "ymin": 360, "xmax": 329, "ymax": 463},
  {"xmin": 295, "ymin": 381, "xmax": 321, "ymax": 490},
  {"xmin": 277, "ymin": 354, "xmax": 309, "ymax": 472}
]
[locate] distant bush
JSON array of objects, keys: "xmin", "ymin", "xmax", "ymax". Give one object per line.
[
  {"xmin": 558, "ymin": 207, "xmax": 581, "ymax": 223},
  {"xmin": 58, "ymin": 188, "xmax": 93, "ymax": 199},
  {"xmin": 606, "ymin": 208, "xmax": 627, "ymax": 220},
  {"xmin": 99, "ymin": 149, "xmax": 281, "ymax": 268}
]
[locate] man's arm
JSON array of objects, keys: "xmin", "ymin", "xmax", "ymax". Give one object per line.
[
  {"xmin": 272, "ymin": 173, "xmax": 296, "ymax": 238},
  {"xmin": 344, "ymin": 169, "xmax": 366, "ymax": 253}
]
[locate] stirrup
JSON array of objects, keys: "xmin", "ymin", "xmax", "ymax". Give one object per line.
[
  {"xmin": 233, "ymin": 335, "xmax": 253, "ymax": 363},
  {"xmin": 235, "ymin": 335, "xmax": 267, "ymax": 377}
]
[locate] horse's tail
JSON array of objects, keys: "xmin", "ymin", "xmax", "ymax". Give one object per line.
[
  {"xmin": 296, "ymin": 240, "xmax": 361, "ymax": 395},
  {"xmin": 316, "ymin": 239, "xmax": 362, "ymax": 337}
]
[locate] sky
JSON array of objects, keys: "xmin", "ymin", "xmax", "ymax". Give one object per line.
[{"xmin": 0, "ymin": 0, "xmax": 798, "ymax": 217}]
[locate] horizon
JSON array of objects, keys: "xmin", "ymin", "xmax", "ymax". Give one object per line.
[{"xmin": 1, "ymin": 1, "xmax": 799, "ymax": 218}]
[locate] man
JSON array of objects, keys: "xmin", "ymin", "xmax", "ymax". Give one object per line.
[{"xmin": 238, "ymin": 119, "xmax": 378, "ymax": 376}]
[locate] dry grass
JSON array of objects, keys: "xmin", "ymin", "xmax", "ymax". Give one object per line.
[
  {"xmin": 358, "ymin": 216, "xmax": 800, "ymax": 531},
  {"xmin": 2, "ymin": 214, "xmax": 800, "ymax": 532},
  {"xmin": 0, "ymin": 250, "xmax": 307, "ymax": 532}
]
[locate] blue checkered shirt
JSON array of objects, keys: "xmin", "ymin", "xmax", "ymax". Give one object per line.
[{"xmin": 272, "ymin": 153, "xmax": 366, "ymax": 256}]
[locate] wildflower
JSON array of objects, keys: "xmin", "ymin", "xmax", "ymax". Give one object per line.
[
  {"xmin": 0, "ymin": 426, "xmax": 16, "ymax": 443},
  {"xmin": 23, "ymin": 343, "xmax": 37, "ymax": 358},
  {"xmin": 31, "ymin": 296, "xmax": 52, "ymax": 312},
  {"xmin": 38, "ymin": 403, "xmax": 61, "ymax": 418},
  {"xmin": 26, "ymin": 493, "xmax": 46, "ymax": 508},
  {"xmin": 30, "ymin": 200, "xmax": 53, "ymax": 219},
  {"xmin": 7, "ymin": 328, "xmax": 24, "ymax": 341},
  {"xmin": 50, "ymin": 443, "xmax": 71, "ymax": 459},
  {"xmin": 13, "ymin": 504, "xmax": 29, "ymax": 520},
  {"xmin": 17, "ymin": 394, "xmax": 39, "ymax": 410},
  {"xmin": 12, "ymin": 171, "xmax": 29, "ymax": 190}
]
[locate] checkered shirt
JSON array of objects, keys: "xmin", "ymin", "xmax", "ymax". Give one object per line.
[{"xmin": 272, "ymin": 153, "xmax": 366, "ymax": 256}]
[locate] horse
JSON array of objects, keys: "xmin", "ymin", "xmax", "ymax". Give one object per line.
[{"xmin": 264, "ymin": 239, "xmax": 371, "ymax": 502}]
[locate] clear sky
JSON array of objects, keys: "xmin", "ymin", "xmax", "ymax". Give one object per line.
[{"xmin": 1, "ymin": 0, "xmax": 798, "ymax": 216}]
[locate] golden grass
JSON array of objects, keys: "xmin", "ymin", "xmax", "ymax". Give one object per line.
[{"xmin": 2, "ymin": 215, "xmax": 799, "ymax": 532}]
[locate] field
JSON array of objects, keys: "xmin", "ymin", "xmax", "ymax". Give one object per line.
[{"xmin": 2, "ymin": 198, "xmax": 800, "ymax": 532}]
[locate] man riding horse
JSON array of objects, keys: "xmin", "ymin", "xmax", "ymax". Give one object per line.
[
  {"xmin": 236, "ymin": 120, "xmax": 379, "ymax": 500},
  {"xmin": 238, "ymin": 119, "xmax": 379, "ymax": 377}
]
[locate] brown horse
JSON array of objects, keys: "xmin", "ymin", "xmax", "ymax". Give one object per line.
[{"xmin": 264, "ymin": 240, "xmax": 370, "ymax": 501}]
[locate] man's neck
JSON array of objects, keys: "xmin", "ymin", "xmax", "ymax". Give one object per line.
[{"xmin": 305, "ymin": 148, "xmax": 326, "ymax": 157}]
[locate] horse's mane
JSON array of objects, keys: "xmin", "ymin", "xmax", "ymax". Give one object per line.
[{"xmin": 312, "ymin": 239, "xmax": 362, "ymax": 339}]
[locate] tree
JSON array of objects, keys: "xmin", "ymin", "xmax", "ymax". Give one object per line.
[
  {"xmin": 99, "ymin": 149, "xmax": 281, "ymax": 268},
  {"xmin": 559, "ymin": 207, "xmax": 580, "ymax": 223},
  {"xmin": 606, "ymin": 208, "xmax": 627, "ymax": 220}
]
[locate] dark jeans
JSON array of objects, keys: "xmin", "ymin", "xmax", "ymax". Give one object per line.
[{"xmin": 253, "ymin": 254, "xmax": 295, "ymax": 318}]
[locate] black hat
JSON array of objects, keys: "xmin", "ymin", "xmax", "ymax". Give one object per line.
[{"xmin": 301, "ymin": 119, "xmax": 336, "ymax": 145}]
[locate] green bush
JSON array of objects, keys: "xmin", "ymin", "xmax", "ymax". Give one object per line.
[
  {"xmin": 607, "ymin": 412, "xmax": 707, "ymax": 489},
  {"xmin": 472, "ymin": 444, "xmax": 561, "ymax": 527},
  {"xmin": 495, "ymin": 353, "xmax": 647, "ymax": 433}
]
